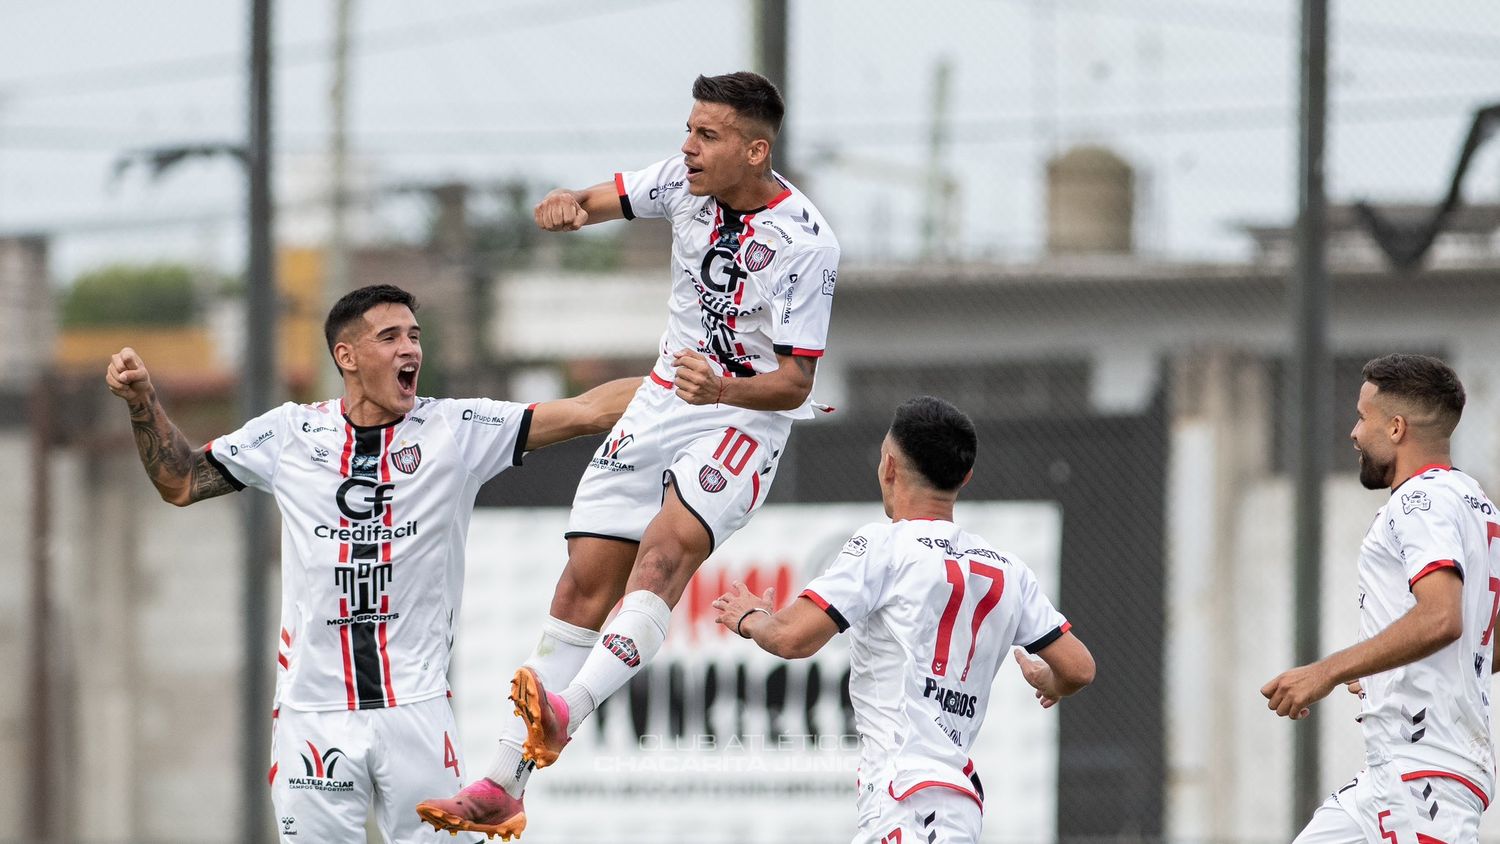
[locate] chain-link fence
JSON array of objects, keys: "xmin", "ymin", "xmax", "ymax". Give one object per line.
[{"xmin": 4, "ymin": 1, "xmax": 1500, "ymax": 841}]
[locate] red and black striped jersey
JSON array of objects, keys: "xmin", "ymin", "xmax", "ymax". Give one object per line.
[
  {"xmin": 615, "ymin": 155, "xmax": 840, "ymax": 420},
  {"xmin": 207, "ymin": 396, "xmax": 532, "ymax": 712}
]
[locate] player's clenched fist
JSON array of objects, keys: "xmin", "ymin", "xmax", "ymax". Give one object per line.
[
  {"xmin": 106, "ymin": 347, "xmax": 154, "ymax": 403},
  {"xmin": 534, "ymin": 189, "xmax": 589, "ymax": 232},
  {"xmin": 672, "ymin": 348, "xmax": 724, "ymax": 405}
]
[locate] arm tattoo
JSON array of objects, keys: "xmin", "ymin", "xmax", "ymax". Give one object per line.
[
  {"xmin": 188, "ymin": 451, "xmax": 237, "ymax": 501},
  {"xmin": 794, "ymin": 356, "xmax": 818, "ymax": 380},
  {"xmin": 128, "ymin": 398, "xmax": 235, "ymax": 503}
]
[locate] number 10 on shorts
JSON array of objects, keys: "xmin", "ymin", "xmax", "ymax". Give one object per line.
[{"xmin": 713, "ymin": 427, "xmax": 759, "ymax": 476}]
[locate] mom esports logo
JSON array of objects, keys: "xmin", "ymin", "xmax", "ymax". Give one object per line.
[
  {"xmin": 590, "ymin": 431, "xmax": 637, "ymax": 473},
  {"xmin": 289, "ymin": 741, "xmax": 355, "ymax": 792}
]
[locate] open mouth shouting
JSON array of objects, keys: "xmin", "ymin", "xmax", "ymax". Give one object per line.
[{"xmin": 397, "ymin": 362, "xmax": 419, "ymax": 399}]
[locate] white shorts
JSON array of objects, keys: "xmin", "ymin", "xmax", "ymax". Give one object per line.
[
  {"xmin": 853, "ymin": 783, "xmax": 984, "ymax": 844},
  {"xmin": 567, "ymin": 374, "xmax": 791, "ymax": 550},
  {"xmin": 1294, "ymin": 764, "xmax": 1484, "ymax": 844},
  {"xmin": 270, "ymin": 695, "xmax": 481, "ymax": 844}
]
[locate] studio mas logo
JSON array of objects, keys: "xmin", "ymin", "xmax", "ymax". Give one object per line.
[{"xmin": 288, "ymin": 741, "xmax": 355, "ymax": 792}]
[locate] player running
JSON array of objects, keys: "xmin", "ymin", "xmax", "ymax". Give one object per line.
[
  {"xmin": 418, "ymin": 71, "xmax": 840, "ymax": 837},
  {"xmin": 106, "ymin": 284, "xmax": 637, "ymax": 844},
  {"xmin": 1263, "ymin": 353, "xmax": 1497, "ymax": 844},
  {"xmin": 712, "ymin": 396, "xmax": 1095, "ymax": 844}
]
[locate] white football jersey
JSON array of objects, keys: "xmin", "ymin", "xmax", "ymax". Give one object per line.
[
  {"xmin": 207, "ymin": 397, "xmax": 532, "ymax": 712},
  {"xmin": 1356, "ymin": 464, "xmax": 1499, "ymax": 804},
  {"xmin": 614, "ymin": 155, "xmax": 840, "ymax": 419},
  {"xmin": 800, "ymin": 519, "xmax": 1069, "ymax": 806}
]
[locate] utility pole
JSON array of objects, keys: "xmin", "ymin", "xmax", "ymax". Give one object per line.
[
  {"xmin": 1290, "ymin": 0, "xmax": 1329, "ymax": 832},
  {"xmin": 921, "ymin": 58, "xmax": 954, "ymax": 261},
  {"xmin": 753, "ymin": 0, "xmax": 790, "ymax": 177},
  {"xmin": 243, "ymin": 0, "xmax": 277, "ymax": 841},
  {"xmin": 322, "ymin": 0, "xmax": 354, "ymax": 398},
  {"xmin": 28, "ymin": 368, "xmax": 55, "ymax": 843}
]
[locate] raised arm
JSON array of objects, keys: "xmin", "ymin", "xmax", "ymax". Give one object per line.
[
  {"xmin": 524, "ymin": 376, "xmax": 640, "ymax": 452},
  {"xmin": 1014, "ymin": 633, "xmax": 1096, "ymax": 708},
  {"xmin": 534, "ymin": 181, "xmax": 626, "ymax": 232},
  {"xmin": 671, "ymin": 350, "xmax": 816, "ymax": 412},
  {"xmin": 105, "ymin": 347, "xmax": 237, "ymax": 507}
]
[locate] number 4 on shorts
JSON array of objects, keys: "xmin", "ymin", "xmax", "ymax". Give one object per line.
[{"xmin": 443, "ymin": 732, "xmax": 460, "ymax": 778}]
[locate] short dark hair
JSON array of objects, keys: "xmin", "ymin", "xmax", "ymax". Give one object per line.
[
  {"xmin": 324, "ymin": 284, "xmax": 418, "ymax": 372},
  {"xmin": 692, "ymin": 72, "xmax": 784, "ymax": 137},
  {"xmin": 889, "ymin": 396, "xmax": 977, "ymax": 492},
  {"xmin": 1362, "ymin": 353, "xmax": 1466, "ymax": 436}
]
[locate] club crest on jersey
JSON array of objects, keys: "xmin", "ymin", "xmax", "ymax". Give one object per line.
[
  {"xmin": 742, "ymin": 240, "xmax": 776, "ymax": 272},
  {"xmin": 1401, "ymin": 490, "xmax": 1431, "ymax": 515},
  {"xmin": 390, "ymin": 443, "xmax": 421, "ymax": 475},
  {"xmin": 699, "ymin": 465, "xmax": 728, "ymax": 493}
]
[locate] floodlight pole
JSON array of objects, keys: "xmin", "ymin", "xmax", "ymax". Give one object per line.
[
  {"xmin": 1290, "ymin": 0, "xmax": 1329, "ymax": 831},
  {"xmin": 241, "ymin": 0, "xmax": 277, "ymax": 841}
]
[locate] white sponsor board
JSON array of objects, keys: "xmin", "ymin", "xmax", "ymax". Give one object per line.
[{"xmin": 454, "ymin": 502, "xmax": 1063, "ymax": 843}]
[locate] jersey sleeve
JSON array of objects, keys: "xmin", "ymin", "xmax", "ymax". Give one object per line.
[
  {"xmin": 769, "ymin": 244, "xmax": 839, "ymax": 359},
  {"xmin": 614, "ymin": 156, "xmax": 693, "ymax": 222},
  {"xmin": 205, "ymin": 402, "xmax": 293, "ymax": 494},
  {"xmin": 1390, "ymin": 483, "xmax": 1468, "ymax": 586},
  {"xmin": 799, "ymin": 524, "xmax": 892, "ymax": 632},
  {"xmin": 1010, "ymin": 562, "xmax": 1071, "ymax": 653},
  {"xmin": 441, "ymin": 398, "xmax": 535, "ymax": 483}
]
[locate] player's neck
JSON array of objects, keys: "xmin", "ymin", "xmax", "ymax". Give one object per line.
[
  {"xmin": 889, "ymin": 490, "xmax": 957, "ymax": 523},
  {"xmin": 1392, "ymin": 447, "xmax": 1452, "ymax": 489},
  {"xmin": 342, "ymin": 391, "xmax": 403, "ymax": 428},
  {"xmin": 715, "ymin": 171, "xmax": 782, "ymax": 213}
]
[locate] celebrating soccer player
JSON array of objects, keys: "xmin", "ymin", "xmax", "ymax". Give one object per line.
[
  {"xmin": 107, "ymin": 284, "xmax": 637, "ymax": 843},
  {"xmin": 418, "ymin": 71, "xmax": 841, "ymax": 838}
]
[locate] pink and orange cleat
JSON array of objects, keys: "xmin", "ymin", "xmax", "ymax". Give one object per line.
[
  {"xmin": 415, "ymin": 777, "xmax": 526, "ymax": 840},
  {"xmin": 510, "ymin": 667, "xmax": 571, "ymax": 768}
]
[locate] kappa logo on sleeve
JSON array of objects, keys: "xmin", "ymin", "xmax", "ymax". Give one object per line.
[{"xmin": 1401, "ymin": 490, "xmax": 1432, "ymax": 515}]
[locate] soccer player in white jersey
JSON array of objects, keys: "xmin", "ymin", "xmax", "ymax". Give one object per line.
[
  {"xmin": 1262, "ymin": 354, "xmax": 1498, "ymax": 844},
  {"xmin": 418, "ymin": 71, "xmax": 841, "ymax": 837},
  {"xmin": 710, "ymin": 396, "xmax": 1095, "ymax": 844},
  {"xmin": 105, "ymin": 284, "xmax": 638, "ymax": 844}
]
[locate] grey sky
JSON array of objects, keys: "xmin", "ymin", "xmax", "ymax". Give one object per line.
[{"xmin": 2, "ymin": 0, "xmax": 1498, "ymax": 282}]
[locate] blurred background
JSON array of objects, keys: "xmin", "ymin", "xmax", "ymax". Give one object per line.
[{"xmin": 3, "ymin": 0, "xmax": 1500, "ymax": 841}]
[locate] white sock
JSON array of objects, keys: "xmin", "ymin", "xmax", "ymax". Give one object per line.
[
  {"xmin": 563, "ymin": 590, "xmax": 672, "ymax": 733},
  {"xmin": 484, "ymin": 615, "xmax": 598, "ymax": 795}
]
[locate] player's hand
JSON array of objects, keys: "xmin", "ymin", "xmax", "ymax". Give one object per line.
[
  {"xmin": 534, "ymin": 189, "xmax": 588, "ymax": 232},
  {"xmin": 1260, "ymin": 662, "xmax": 1335, "ymax": 720},
  {"xmin": 712, "ymin": 581, "xmax": 775, "ymax": 637},
  {"xmin": 106, "ymin": 347, "xmax": 155, "ymax": 404},
  {"xmin": 672, "ymin": 349, "xmax": 724, "ymax": 406},
  {"xmin": 1013, "ymin": 648, "xmax": 1061, "ymax": 709}
]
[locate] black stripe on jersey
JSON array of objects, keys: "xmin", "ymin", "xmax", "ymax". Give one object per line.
[
  {"xmin": 618, "ymin": 193, "xmax": 635, "ymax": 221},
  {"xmin": 203, "ymin": 447, "xmax": 246, "ymax": 491},
  {"xmin": 348, "ymin": 426, "xmax": 389, "ymax": 710},
  {"xmin": 821, "ymin": 604, "xmax": 850, "ymax": 633},
  {"xmin": 512, "ymin": 406, "xmax": 534, "ymax": 467},
  {"xmin": 1025, "ymin": 625, "xmax": 1066, "ymax": 654}
]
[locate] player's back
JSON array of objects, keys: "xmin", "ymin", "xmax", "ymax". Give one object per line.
[{"xmin": 808, "ymin": 519, "xmax": 1069, "ymax": 806}]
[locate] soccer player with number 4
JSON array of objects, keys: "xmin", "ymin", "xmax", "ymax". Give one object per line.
[
  {"xmin": 712, "ymin": 396, "xmax": 1095, "ymax": 844},
  {"xmin": 1263, "ymin": 354, "xmax": 1499, "ymax": 844},
  {"xmin": 418, "ymin": 70, "xmax": 841, "ymax": 838}
]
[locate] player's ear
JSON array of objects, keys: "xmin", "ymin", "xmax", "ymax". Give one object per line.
[
  {"xmin": 1389, "ymin": 413, "xmax": 1407, "ymax": 445},
  {"xmin": 958, "ymin": 468, "xmax": 973, "ymax": 490},
  {"xmin": 746, "ymin": 137, "xmax": 771, "ymax": 167},
  {"xmin": 334, "ymin": 340, "xmax": 357, "ymax": 374}
]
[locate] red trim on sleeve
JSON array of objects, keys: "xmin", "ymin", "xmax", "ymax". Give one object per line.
[
  {"xmin": 1409, "ymin": 560, "xmax": 1458, "ymax": 587},
  {"xmin": 1060, "ymin": 620, "xmax": 1073, "ymax": 635},
  {"xmin": 790, "ymin": 347, "xmax": 824, "ymax": 358},
  {"xmin": 1401, "ymin": 770, "xmax": 1489, "ymax": 809},
  {"xmin": 801, "ymin": 589, "xmax": 831, "ymax": 611},
  {"xmin": 649, "ymin": 370, "xmax": 673, "ymax": 390},
  {"xmin": 888, "ymin": 781, "xmax": 983, "ymax": 810},
  {"xmin": 614, "ymin": 172, "xmax": 627, "ymax": 197}
]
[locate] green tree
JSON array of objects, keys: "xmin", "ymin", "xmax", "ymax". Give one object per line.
[{"xmin": 62, "ymin": 263, "xmax": 210, "ymax": 327}]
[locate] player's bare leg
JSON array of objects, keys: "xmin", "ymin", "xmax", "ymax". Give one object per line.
[
  {"xmin": 516, "ymin": 481, "xmax": 712, "ymax": 767},
  {"xmin": 418, "ymin": 537, "xmax": 637, "ymax": 833}
]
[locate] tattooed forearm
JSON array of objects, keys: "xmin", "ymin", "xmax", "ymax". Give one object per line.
[
  {"xmin": 188, "ymin": 452, "xmax": 237, "ymax": 501},
  {"xmin": 794, "ymin": 356, "xmax": 818, "ymax": 380}
]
